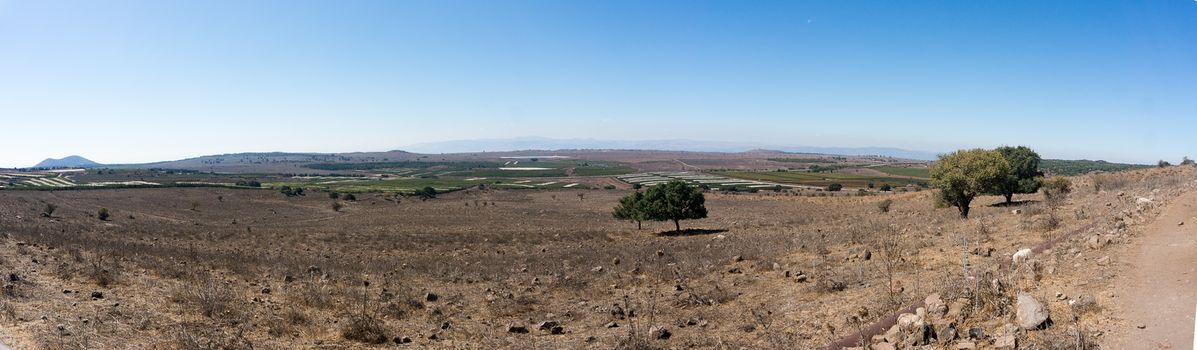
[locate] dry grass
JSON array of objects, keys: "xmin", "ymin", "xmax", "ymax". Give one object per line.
[{"xmin": 0, "ymin": 166, "xmax": 1190, "ymax": 348}]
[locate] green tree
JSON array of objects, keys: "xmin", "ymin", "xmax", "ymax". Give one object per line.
[
  {"xmin": 1182, "ymin": 157, "xmax": 1195, "ymax": 166},
  {"xmin": 612, "ymin": 191, "xmax": 647, "ymax": 229},
  {"xmin": 992, "ymin": 146, "xmax": 1043, "ymax": 203},
  {"xmin": 639, "ymin": 180, "xmax": 708, "ymax": 232},
  {"xmin": 930, "ymin": 149, "xmax": 1011, "ymax": 218},
  {"xmin": 827, "ymin": 183, "xmax": 843, "ymax": 192},
  {"xmin": 415, "ymin": 187, "xmax": 437, "ymax": 200}
]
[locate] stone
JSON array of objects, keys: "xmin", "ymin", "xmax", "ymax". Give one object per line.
[
  {"xmin": 649, "ymin": 325, "xmax": 671, "ymax": 340},
  {"xmin": 90, "ymin": 291, "xmax": 104, "ymax": 299},
  {"xmin": 955, "ymin": 341, "xmax": 976, "ymax": 349},
  {"xmin": 872, "ymin": 342, "xmax": 896, "ymax": 350},
  {"xmin": 538, "ymin": 320, "xmax": 559, "ymax": 331},
  {"xmin": 1016, "ymin": 292, "xmax": 1050, "ymax": 330},
  {"xmin": 393, "ymin": 336, "xmax": 412, "ymax": 344},
  {"xmin": 1012, "ymin": 209, "xmax": 1022, "ymax": 215},
  {"xmin": 506, "ymin": 324, "xmax": 529, "ymax": 333},
  {"xmin": 424, "ymin": 292, "xmax": 439, "ymax": 302},
  {"xmin": 994, "ymin": 335, "xmax": 1017, "ymax": 349},
  {"xmin": 1012, "ymin": 248, "xmax": 1033, "ymax": 266},
  {"xmin": 967, "ymin": 327, "xmax": 983, "ymax": 340},
  {"xmin": 731, "ymin": 255, "xmax": 743, "ymax": 262},
  {"xmin": 261, "ymin": 287, "xmax": 271, "ymax": 294},
  {"xmin": 1136, "ymin": 323, "xmax": 1146, "ymax": 329},
  {"xmin": 795, "ymin": 274, "xmax": 808, "ymax": 283},
  {"xmin": 1096, "ymin": 256, "xmax": 1111, "ymax": 266},
  {"xmin": 605, "ymin": 321, "xmax": 619, "ymax": 328},
  {"xmin": 937, "ymin": 323, "xmax": 957, "ymax": 342}
]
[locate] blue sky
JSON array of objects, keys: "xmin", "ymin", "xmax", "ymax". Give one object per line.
[{"xmin": 1, "ymin": 0, "xmax": 1195, "ymax": 167}]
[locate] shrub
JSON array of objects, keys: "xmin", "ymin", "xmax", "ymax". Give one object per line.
[
  {"xmin": 41, "ymin": 203, "xmax": 57, "ymax": 218},
  {"xmin": 234, "ymin": 180, "xmax": 261, "ymax": 187},
  {"xmin": 98, "ymin": 208, "xmax": 110, "ymax": 221},
  {"xmin": 632, "ymin": 183, "xmax": 643, "ymax": 190},
  {"xmin": 1043, "ymin": 176, "xmax": 1072, "ymax": 208},
  {"xmin": 826, "ymin": 183, "xmax": 843, "ymax": 192},
  {"xmin": 331, "ymin": 202, "xmax": 343, "ymax": 212},
  {"xmin": 343, "ymin": 193, "xmax": 356, "ymax": 201},
  {"xmin": 1183, "ymin": 157, "xmax": 1195, "ymax": 166},
  {"xmin": 879, "ymin": 184, "xmax": 892, "ymax": 192},
  {"xmin": 603, "ymin": 185, "xmax": 616, "ymax": 190},
  {"xmin": 329, "ymin": 192, "xmax": 340, "ymax": 199},
  {"xmin": 342, "ymin": 314, "xmax": 388, "ymax": 344},
  {"xmin": 877, "ymin": 199, "xmax": 893, "ymax": 213},
  {"xmin": 415, "ymin": 187, "xmax": 437, "ymax": 200},
  {"xmin": 1158, "ymin": 160, "xmax": 1172, "ymax": 167}
]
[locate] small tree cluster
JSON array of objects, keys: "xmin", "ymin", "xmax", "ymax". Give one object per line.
[
  {"xmin": 279, "ymin": 186, "xmax": 305, "ymax": 197},
  {"xmin": 414, "ymin": 187, "xmax": 437, "ymax": 200},
  {"xmin": 611, "ymin": 180, "xmax": 708, "ymax": 232},
  {"xmin": 234, "ymin": 180, "xmax": 262, "ymax": 187}
]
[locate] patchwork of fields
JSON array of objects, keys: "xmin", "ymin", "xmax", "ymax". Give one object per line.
[
  {"xmin": 716, "ymin": 169, "xmax": 929, "ymax": 188},
  {"xmin": 617, "ymin": 171, "xmax": 797, "ymax": 190}
]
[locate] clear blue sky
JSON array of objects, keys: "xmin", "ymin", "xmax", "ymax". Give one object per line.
[{"xmin": 1, "ymin": 0, "xmax": 1195, "ymax": 167}]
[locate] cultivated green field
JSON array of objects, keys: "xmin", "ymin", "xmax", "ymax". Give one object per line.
[
  {"xmin": 717, "ymin": 170, "xmax": 928, "ymax": 188},
  {"xmin": 871, "ymin": 166, "xmax": 931, "ymax": 178}
]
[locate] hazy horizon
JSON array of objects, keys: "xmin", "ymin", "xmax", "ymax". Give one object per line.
[{"xmin": 3, "ymin": 1, "xmax": 1196, "ymax": 167}]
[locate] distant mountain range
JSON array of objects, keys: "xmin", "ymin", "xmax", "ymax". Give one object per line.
[
  {"xmin": 33, "ymin": 155, "xmax": 102, "ymax": 168},
  {"xmin": 405, "ymin": 137, "xmax": 941, "ymax": 160}
]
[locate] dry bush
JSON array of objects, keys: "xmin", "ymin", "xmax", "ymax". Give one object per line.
[
  {"xmin": 175, "ymin": 273, "xmax": 241, "ymax": 322},
  {"xmin": 341, "ymin": 314, "xmax": 388, "ymax": 343},
  {"xmin": 175, "ymin": 324, "xmax": 255, "ymax": 350},
  {"xmin": 1091, "ymin": 173, "xmax": 1128, "ymax": 193}
]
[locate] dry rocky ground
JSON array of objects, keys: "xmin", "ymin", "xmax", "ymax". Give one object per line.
[{"xmin": 0, "ymin": 167, "xmax": 1192, "ymax": 349}]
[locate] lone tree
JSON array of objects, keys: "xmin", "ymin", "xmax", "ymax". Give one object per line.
[
  {"xmin": 612, "ymin": 191, "xmax": 647, "ymax": 229},
  {"xmin": 930, "ymin": 149, "xmax": 1010, "ymax": 218},
  {"xmin": 991, "ymin": 146, "xmax": 1043, "ymax": 204},
  {"xmin": 640, "ymin": 180, "xmax": 708, "ymax": 232}
]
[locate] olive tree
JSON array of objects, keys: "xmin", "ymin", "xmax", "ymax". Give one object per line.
[
  {"xmin": 930, "ymin": 149, "xmax": 1010, "ymax": 218},
  {"xmin": 991, "ymin": 146, "xmax": 1043, "ymax": 204},
  {"xmin": 640, "ymin": 180, "xmax": 708, "ymax": 232},
  {"xmin": 612, "ymin": 191, "xmax": 647, "ymax": 229}
]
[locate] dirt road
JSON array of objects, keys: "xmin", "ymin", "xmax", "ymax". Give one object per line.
[{"xmin": 1107, "ymin": 190, "xmax": 1197, "ymax": 349}]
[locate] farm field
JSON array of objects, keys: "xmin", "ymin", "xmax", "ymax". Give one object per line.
[
  {"xmin": 716, "ymin": 170, "xmax": 929, "ymax": 189},
  {"xmin": 617, "ymin": 171, "xmax": 793, "ymax": 191},
  {"xmin": 869, "ymin": 166, "xmax": 931, "ymax": 179},
  {"xmin": 0, "ymin": 166, "xmax": 1188, "ymax": 349}
]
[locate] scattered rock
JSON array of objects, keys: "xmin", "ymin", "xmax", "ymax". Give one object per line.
[
  {"xmin": 649, "ymin": 325, "xmax": 671, "ymax": 340},
  {"xmin": 1096, "ymin": 256, "xmax": 1111, "ymax": 266},
  {"xmin": 955, "ymin": 341, "xmax": 976, "ymax": 349},
  {"xmin": 261, "ymin": 287, "xmax": 271, "ymax": 294},
  {"xmin": 1136, "ymin": 323, "xmax": 1147, "ymax": 329},
  {"xmin": 1016, "ymin": 292, "xmax": 1051, "ymax": 330},
  {"xmin": 937, "ymin": 323, "xmax": 957, "ymax": 342},
  {"xmin": 90, "ymin": 291, "xmax": 104, "ymax": 299},
  {"xmin": 1055, "ymin": 292, "xmax": 1066, "ymax": 300},
  {"xmin": 538, "ymin": 320, "xmax": 559, "ymax": 331},
  {"xmin": 424, "ymin": 292, "xmax": 438, "ymax": 302},
  {"xmin": 1178, "ymin": 221, "xmax": 1184, "ymax": 226},
  {"xmin": 393, "ymin": 336, "xmax": 411, "ymax": 344},
  {"xmin": 612, "ymin": 257, "xmax": 620, "ymax": 265},
  {"xmin": 1012, "ymin": 209, "xmax": 1022, "ymax": 215},
  {"xmin": 994, "ymin": 335, "xmax": 1017, "ymax": 349},
  {"xmin": 872, "ymin": 342, "xmax": 896, "ymax": 350},
  {"xmin": 794, "ymin": 274, "xmax": 808, "ymax": 283},
  {"xmin": 592, "ymin": 266, "xmax": 604, "ymax": 272},
  {"xmin": 967, "ymin": 327, "xmax": 984, "ymax": 340},
  {"xmin": 731, "ymin": 255, "xmax": 743, "ymax": 262},
  {"xmin": 506, "ymin": 324, "xmax": 528, "ymax": 333},
  {"xmin": 925, "ymin": 293, "xmax": 946, "ymax": 318},
  {"xmin": 605, "ymin": 321, "xmax": 619, "ymax": 328},
  {"xmin": 1012, "ymin": 248, "xmax": 1033, "ymax": 266}
]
